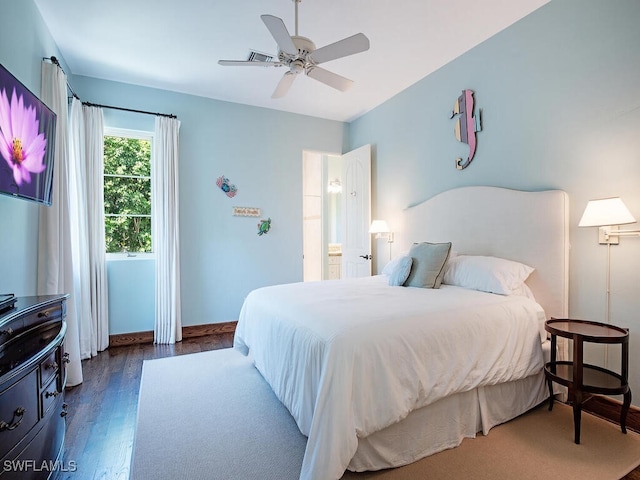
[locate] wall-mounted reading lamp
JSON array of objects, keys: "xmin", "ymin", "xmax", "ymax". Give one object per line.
[
  {"xmin": 369, "ymin": 220, "xmax": 394, "ymax": 243},
  {"xmin": 370, "ymin": 219, "xmax": 394, "ymax": 262},
  {"xmin": 579, "ymin": 197, "xmax": 638, "ymax": 367},
  {"xmin": 579, "ymin": 197, "xmax": 639, "ymax": 315},
  {"xmin": 578, "ymin": 197, "xmax": 640, "ymax": 244}
]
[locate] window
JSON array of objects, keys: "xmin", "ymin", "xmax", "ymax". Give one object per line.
[{"xmin": 103, "ymin": 128, "xmax": 153, "ymax": 254}]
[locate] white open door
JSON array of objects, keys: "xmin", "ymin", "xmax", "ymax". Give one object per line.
[{"xmin": 341, "ymin": 144, "xmax": 371, "ymax": 278}]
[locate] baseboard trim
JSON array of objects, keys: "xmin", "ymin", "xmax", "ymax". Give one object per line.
[
  {"xmin": 109, "ymin": 321, "xmax": 237, "ymax": 347},
  {"xmin": 182, "ymin": 321, "xmax": 237, "ymax": 338},
  {"xmin": 109, "ymin": 330, "xmax": 155, "ymax": 347},
  {"xmin": 583, "ymin": 394, "xmax": 640, "ymax": 434}
]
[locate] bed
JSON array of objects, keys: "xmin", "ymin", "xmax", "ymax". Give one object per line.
[{"xmin": 234, "ymin": 186, "xmax": 570, "ymax": 480}]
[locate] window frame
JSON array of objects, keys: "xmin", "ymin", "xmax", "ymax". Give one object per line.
[{"xmin": 103, "ymin": 127, "xmax": 155, "ymax": 260}]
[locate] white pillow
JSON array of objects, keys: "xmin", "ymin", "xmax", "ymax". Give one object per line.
[
  {"xmin": 510, "ymin": 282, "xmax": 537, "ymax": 300},
  {"xmin": 443, "ymin": 255, "xmax": 534, "ymax": 295},
  {"xmin": 387, "ymin": 256, "xmax": 413, "ymax": 286}
]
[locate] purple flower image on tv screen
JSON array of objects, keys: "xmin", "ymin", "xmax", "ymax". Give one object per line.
[
  {"xmin": 0, "ymin": 88, "xmax": 47, "ymax": 186},
  {"xmin": 0, "ymin": 63, "xmax": 56, "ymax": 206}
]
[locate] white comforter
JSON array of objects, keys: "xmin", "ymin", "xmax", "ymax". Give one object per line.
[{"xmin": 234, "ymin": 276, "xmax": 546, "ymax": 480}]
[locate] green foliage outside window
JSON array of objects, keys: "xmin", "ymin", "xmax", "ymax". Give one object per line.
[{"xmin": 104, "ymin": 136, "xmax": 152, "ymax": 253}]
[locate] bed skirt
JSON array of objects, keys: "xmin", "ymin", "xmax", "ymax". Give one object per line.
[{"xmin": 349, "ymin": 341, "xmax": 554, "ymax": 472}]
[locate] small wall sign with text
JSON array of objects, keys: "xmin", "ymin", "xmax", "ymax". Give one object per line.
[
  {"xmin": 450, "ymin": 89, "xmax": 482, "ymax": 170},
  {"xmin": 233, "ymin": 206, "xmax": 261, "ymax": 217}
]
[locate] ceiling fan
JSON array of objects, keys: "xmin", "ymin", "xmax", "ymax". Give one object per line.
[{"xmin": 218, "ymin": 0, "xmax": 370, "ymax": 99}]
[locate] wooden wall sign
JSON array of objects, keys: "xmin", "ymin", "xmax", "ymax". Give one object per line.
[{"xmin": 233, "ymin": 206, "xmax": 261, "ymax": 217}]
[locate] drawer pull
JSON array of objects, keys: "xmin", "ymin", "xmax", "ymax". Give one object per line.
[
  {"xmin": 62, "ymin": 353, "xmax": 70, "ymax": 364},
  {"xmin": 0, "ymin": 327, "xmax": 13, "ymax": 337},
  {"xmin": 45, "ymin": 390, "xmax": 60, "ymax": 399},
  {"xmin": 38, "ymin": 311, "xmax": 50, "ymax": 318},
  {"xmin": 0, "ymin": 407, "xmax": 26, "ymax": 432},
  {"xmin": 60, "ymin": 403, "xmax": 69, "ymax": 418},
  {"xmin": 45, "ymin": 361, "xmax": 59, "ymax": 370}
]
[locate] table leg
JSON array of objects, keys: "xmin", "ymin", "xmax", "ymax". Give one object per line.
[
  {"xmin": 548, "ymin": 333, "xmax": 557, "ymax": 411},
  {"xmin": 572, "ymin": 335, "xmax": 584, "ymax": 444},
  {"xmin": 573, "ymin": 390, "xmax": 583, "ymax": 444},
  {"xmin": 621, "ymin": 390, "xmax": 632, "ymax": 434}
]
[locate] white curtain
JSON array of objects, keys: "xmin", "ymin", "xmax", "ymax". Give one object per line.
[
  {"xmin": 38, "ymin": 61, "xmax": 82, "ymax": 386},
  {"xmin": 152, "ymin": 116, "xmax": 182, "ymax": 344},
  {"xmin": 68, "ymin": 99, "xmax": 109, "ymax": 358}
]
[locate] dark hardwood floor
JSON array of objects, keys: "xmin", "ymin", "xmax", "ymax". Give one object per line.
[{"xmin": 56, "ymin": 334, "xmax": 640, "ymax": 480}]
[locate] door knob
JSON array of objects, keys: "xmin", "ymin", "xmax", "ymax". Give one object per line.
[{"xmin": 359, "ymin": 254, "xmax": 372, "ymax": 260}]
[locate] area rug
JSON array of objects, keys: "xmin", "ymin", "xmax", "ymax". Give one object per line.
[{"xmin": 131, "ymin": 348, "xmax": 640, "ymax": 480}]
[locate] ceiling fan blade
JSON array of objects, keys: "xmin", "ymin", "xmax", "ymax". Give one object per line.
[
  {"xmin": 272, "ymin": 72, "xmax": 296, "ymax": 99},
  {"xmin": 261, "ymin": 14, "xmax": 298, "ymax": 56},
  {"xmin": 310, "ymin": 33, "xmax": 370, "ymax": 64},
  {"xmin": 218, "ymin": 60, "xmax": 282, "ymax": 67},
  {"xmin": 306, "ymin": 67, "xmax": 353, "ymax": 92}
]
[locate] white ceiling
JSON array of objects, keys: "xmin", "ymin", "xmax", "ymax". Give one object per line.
[{"xmin": 33, "ymin": 0, "xmax": 550, "ymax": 122}]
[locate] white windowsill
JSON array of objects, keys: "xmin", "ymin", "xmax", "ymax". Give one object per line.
[{"xmin": 106, "ymin": 252, "xmax": 155, "ymax": 261}]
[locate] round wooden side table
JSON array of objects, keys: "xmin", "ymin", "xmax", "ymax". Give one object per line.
[{"xmin": 544, "ymin": 318, "xmax": 631, "ymax": 444}]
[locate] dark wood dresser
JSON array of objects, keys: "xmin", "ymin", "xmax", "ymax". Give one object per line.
[{"xmin": 0, "ymin": 295, "xmax": 69, "ymax": 479}]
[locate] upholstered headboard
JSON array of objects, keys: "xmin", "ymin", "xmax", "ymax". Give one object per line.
[{"xmin": 399, "ymin": 186, "xmax": 570, "ymax": 319}]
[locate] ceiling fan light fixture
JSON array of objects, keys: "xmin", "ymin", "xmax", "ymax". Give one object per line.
[{"xmin": 290, "ymin": 60, "xmax": 305, "ymax": 74}]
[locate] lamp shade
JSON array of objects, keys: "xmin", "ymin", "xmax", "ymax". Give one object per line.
[
  {"xmin": 369, "ymin": 220, "xmax": 390, "ymax": 234},
  {"xmin": 578, "ymin": 197, "xmax": 636, "ymax": 227}
]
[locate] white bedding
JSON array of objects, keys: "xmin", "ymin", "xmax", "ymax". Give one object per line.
[{"xmin": 234, "ymin": 276, "xmax": 546, "ymax": 480}]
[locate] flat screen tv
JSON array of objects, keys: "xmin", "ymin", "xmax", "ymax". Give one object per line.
[{"xmin": 0, "ymin": 63, "xmax": 56, "ymax": 206}]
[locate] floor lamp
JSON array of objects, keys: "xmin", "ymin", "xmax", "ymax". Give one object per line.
[{"xmin": 578, "ymin": 197, "xmax": 639, "ymax": 367}]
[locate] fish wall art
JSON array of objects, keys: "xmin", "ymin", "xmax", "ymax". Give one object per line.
[{"xmin": 450, "ymin": 89, "xmax": 482, "ymax": 170}]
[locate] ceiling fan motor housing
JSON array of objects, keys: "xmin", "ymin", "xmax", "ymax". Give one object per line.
[{"xmin": 279, "ymin": 36, "xmax": 316, "ymax": 72}]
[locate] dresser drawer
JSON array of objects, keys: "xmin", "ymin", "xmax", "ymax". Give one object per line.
[
  {"xmin": 4, "ymin": 395, "xmax": 67, "ymax": 480},
  {"xmin": 0, "ymin": 369, "xmax": 39, "ymax": 459},
  {"xmin": 327, "ymin": 255, "xmax": 342, "ymax": 280},
  {"xmin": 23, "ymin": 303, "xmax": 64, "ymax": 330},
  {"xmin": 40, "ymin": 374, "xmax": 62, "ymax": 418},
  {"xmin": 0, "ymin": 303, "xmax": 64, "ymax": 353},
  {"xmin": 39, "ymin": 349, "xmax": 59, "ymax": 388},
  {"xmin": 328, "ymin": 255, "xmax": 341, "ymax": 265},
  {"xmin": 0, "ymin": 318, "xmax": 24, "ymax": 350}
]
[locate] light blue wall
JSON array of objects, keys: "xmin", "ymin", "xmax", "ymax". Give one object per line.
[
  {"xmin": 350, "ymin": 0, "xmax": 640, "ymax": 402},
  {"xmin": 0, "ymin": 0, "xmax": 68, "ymax": 295},
  {"xmin": 69, "ymin": 75, "xmax": 347, "ymax": 333},
  {"xmin": 0, "ymin": 0, "xmax": 347, "ymax": 334},
  {"xmin": 106, "ymin": 258, "xmax": 155, "ymax": 334},
  {"xmin": 5, "ymin": 0, "xmax": 640, "ymax": 402}
]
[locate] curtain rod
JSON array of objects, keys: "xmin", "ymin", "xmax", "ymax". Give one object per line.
[
  {"xmin": 43, "ymin": 56, "xmax": 79, "ymax": 100},
  {"xmin": 82, "ymin": 101, "xmax": 177, "ymax": 119},
  {"xmin": 44, "ymin": 56, "xmax": 177, "ymax": 119}
]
